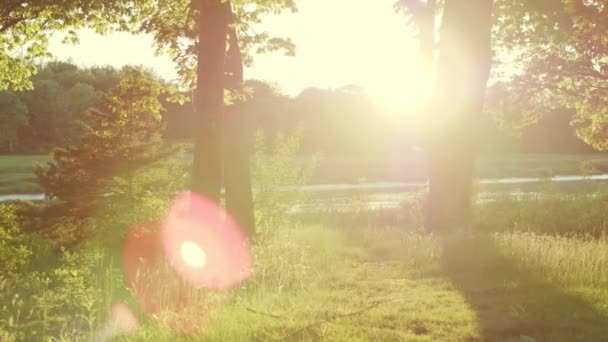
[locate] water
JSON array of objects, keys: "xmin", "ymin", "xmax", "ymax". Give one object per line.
[
  {"xmin": 2, "ymin": 173, "xmax": 607, "ymax": 204},
  {"xmin": 0, "ymin": 193, "xmax": 46, "ymax": 202}
]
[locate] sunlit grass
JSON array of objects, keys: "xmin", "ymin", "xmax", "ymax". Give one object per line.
[
  {"xmin": 3, "ymin": 212, "xmax": 608, "ymax": 340},
  {"xmin": 108, "ymin": 225, "xmax": 608, "ymax": 341}
]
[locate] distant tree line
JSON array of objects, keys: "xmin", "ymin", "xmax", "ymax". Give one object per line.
[
  {"xmin": 170, "ymin": 80, "xmax": 596, "ymax": 157},
  {"xmin": 0, "ymin": 62, "xmax": 122, "ymax": 153},
  {"xmin": 0, "ymin": 61, "xmax": 595, "ymax": 156}
]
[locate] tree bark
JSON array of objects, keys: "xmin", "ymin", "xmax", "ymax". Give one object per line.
[
  {"xmin": 223, "ymin": 18, "xmax": 256, "ymax": 237},
  {"xmin": 425, "ymin": 0, "xmax": 493, "ymax": 232},
  {"xmin": 224, "ymin": 105, "xmax": 256, "ymax": 237},
  {"xmin": 191, "ymin": 0, "xmax": 230, "ymax": 203}
]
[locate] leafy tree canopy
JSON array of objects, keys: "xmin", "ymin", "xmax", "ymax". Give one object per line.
[
  {"xmin": 0, "ymin": 0, "xmax": 296, "ymax": 91},
  {"xmin": 0, "ymin": 0, "xmax": 144, "ymax": 91},
  {"xmin": 491, "ymin": 0, "xmax": 608, "ymax": 150}
]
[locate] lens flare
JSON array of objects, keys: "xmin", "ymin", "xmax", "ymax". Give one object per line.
[
  {"xmin": 121, "ymin": 192, "xmax": 252, "ymax": 328},
  {"xmin": 122, "ymin": 221, "xmax": 166, "ymax": 314},
  {"xmin": 161, "ymin": 192, "xmax": 252, "ymax": 289},
  {"xmin": 180, "ymin": 241, "xmax": 207, "ymax": 269},
  {"xmin": 96, "ymin": 302, "xmax": 140, "ymax": 341}
]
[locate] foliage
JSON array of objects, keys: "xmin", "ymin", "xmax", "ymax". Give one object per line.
[
  {"xmin": 251, "ymin": 127, "xmax": 319, "ymax": 233},
  {"xmin": 0, "ymin": 205, "xmax": 31, "ymax": 280},
  {"xmin": 0, "ymin": 1, "xmax": 296, "ymax": 92},
  {"xmin": 0, "ymin": 62, "xmax": 123, "ymax": 153},
  {"xmin": 0, "ymin": 91, "xmax": 27, "ymax": 153},
  {"xmin": 135, "ymin": 0, "xmax": 297, "ymax": 90},
  {"xmin": 34, "ymin": 67, "xmax": 171, "ymax": 213},
  {"xmin": 491, "ymin": 0, "xmax": 608, "ymax": 150},
  {"xmin": 0, "ymin": 1, "xmax": 142, "ymax": 91}
]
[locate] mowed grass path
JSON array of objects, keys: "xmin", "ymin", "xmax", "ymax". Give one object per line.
[{"xmin": 124, "ymin": 226, "xmax": 608, "ymax": 341}]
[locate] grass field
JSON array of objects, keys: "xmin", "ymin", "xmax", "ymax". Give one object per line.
[
  {"xmin": 102, "ymin": 226, "xmax": 608, "ymax": 341},
  {"xmin": 0, "ymin": 155, "xmax": 48, "ymax": 194},
  {"xmin": 309, "ymin": 153, "xmax": 608, "ymax": 183},
  {"xmin": 3, "ymin": 186, "xmax": 608, "ymax": 340}
]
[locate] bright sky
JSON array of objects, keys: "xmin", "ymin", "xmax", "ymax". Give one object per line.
[{"xmin": 49, "ymin": 0, "xmax": 429, "ymax": 111}]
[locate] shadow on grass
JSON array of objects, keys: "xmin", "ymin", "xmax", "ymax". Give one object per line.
[{"xmin": 441, "ymin": 234, "xmax": 608, "ymax": 341}]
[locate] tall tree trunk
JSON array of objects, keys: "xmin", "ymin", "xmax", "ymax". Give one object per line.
[
  {"xmin": 425, "ymin": 0, "xmax": 493, "ymax": 232},
  {"xmin": 191, "ymin": 0, "xmax": 230, "ymax": 203},
  {"xmin": 224, "ymin": 106, "xmax": 255, "ymax": 237},
  {"xmin": 223, "ymin": 18, "xmax": 256, "ymax": 237}
]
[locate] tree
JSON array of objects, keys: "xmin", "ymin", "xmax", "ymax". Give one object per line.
[
  {"xmin": 0, "ymin": 62, "xmax": 122, "ymax": 152},
  {"xmin": 491, "ymin": 0, "xmax": 608, "ymax": 151},
  {"xmin": 134, "ymin": 0, "xmax": 296, "ymax": 237},
  {"xmin": 35, "ymin": 68, "xmax": 168, "ymax": 213},
  {"xmin": 400, "ymin": 0, "xmax": 493, "ymax": 231},
  {"xmin": 0, "ymin": 1, "xmax": 139, "ymax": 91},
  {"xmin": 1, "ymin": 0, "xmax": 297, "ymax": 236},
  {"xmin": 0, "ymin": 91, "xmax": 27, "ymax": 153}
]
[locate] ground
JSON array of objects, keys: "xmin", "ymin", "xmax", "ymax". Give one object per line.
[
  {"xmin": 2, "ymin": 153, "xmax": 608, "ymax": 341},
  {"xmin": 121, "ymin": 225, "xmax": 608, "ymax": 341}
]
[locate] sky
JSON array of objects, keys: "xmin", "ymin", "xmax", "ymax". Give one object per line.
[{"xmin": 49, "ymin": 0, "xmax": 429, "ymax": 110}]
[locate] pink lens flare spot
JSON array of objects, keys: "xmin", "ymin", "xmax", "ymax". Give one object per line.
[
  {"xmin": 97, "ymin": 302, "xmax": 140, "ymax": 341},
  {"xmin": 122, "ymin": 221, "xmax": 166, "ymax": 314},
  {"xmin": 162, "ymin": 192, "xmax": 252, "ymax": 289}
]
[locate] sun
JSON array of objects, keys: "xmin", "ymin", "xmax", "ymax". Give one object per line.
[{"xmin": 368, "ymin": 67, "xmax": 434, "ymax": 117}]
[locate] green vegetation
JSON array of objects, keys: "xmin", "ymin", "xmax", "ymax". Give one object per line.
[
  {"xmin": 34, "ymin": 67, "xmax": 174, "ymax": 214},
  {"xmin": 119, "ymin": 226, "xmax": 608, "ymax": 341},
  {"xmin": 3, "ymin": 2, "xmax": 608, "ymax": 340},
  {"xmin": 2, "ymin": 189, "xmax": 608, "ymax": 341},
  {"xmin": 2, "ymin": 109, "xmax": 608, "ymax": 341}
]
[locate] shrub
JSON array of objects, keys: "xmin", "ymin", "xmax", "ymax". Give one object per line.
[
  {"xmin": 251, "ymin": 127, "xmax": 319, "ymax": 234},
  {"xmin": 34, "ymin": 67, "xmax": 175, "ymax": 214},
  {"xmin": 0, "ymin": 205, "xmax": 31, "ymax": 278}
]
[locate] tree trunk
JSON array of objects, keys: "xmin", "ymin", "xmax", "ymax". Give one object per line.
[
  {"xmin": 425, "ymin": 0, "xmax": 493, "ymax": 232},
  {"xmin": 223, "ymin": 21, "xmax": 256, "ymax": 237},
  {"xmin": 191, "ymin": 0, "xmax": 230, "ymax": 203},
  {"xmin": 224, "ymin": 105, "xmax": 256, "ymax": 237}
]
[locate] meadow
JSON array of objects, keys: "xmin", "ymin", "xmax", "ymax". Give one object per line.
[
  {"xmin": 2, "ymin": 178, "xmax": 608, "ymax": 341},
  {"xmin": 0, "ymin": 155, "xmax": 49, "ymax": 194},
  {"xmin": 2, "ymin": 149, "xmax": 608, "ymax": 341}
]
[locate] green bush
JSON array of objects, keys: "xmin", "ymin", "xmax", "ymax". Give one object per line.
[
  {"xmin": 0, "ymin": 205, "xmax": 31, "ymax": 278},
  {"xmin": 252, "ymin": 127, "xmax": 319, "ymax": 234},
  {"xmin": 0, "ymin": 204, "xmax": 123, "ymax": 340}
]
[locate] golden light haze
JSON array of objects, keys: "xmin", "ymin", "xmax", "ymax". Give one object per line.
[{"xmin": 49, "ymin": 0, "xmax": 433, "ymax": 113}]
